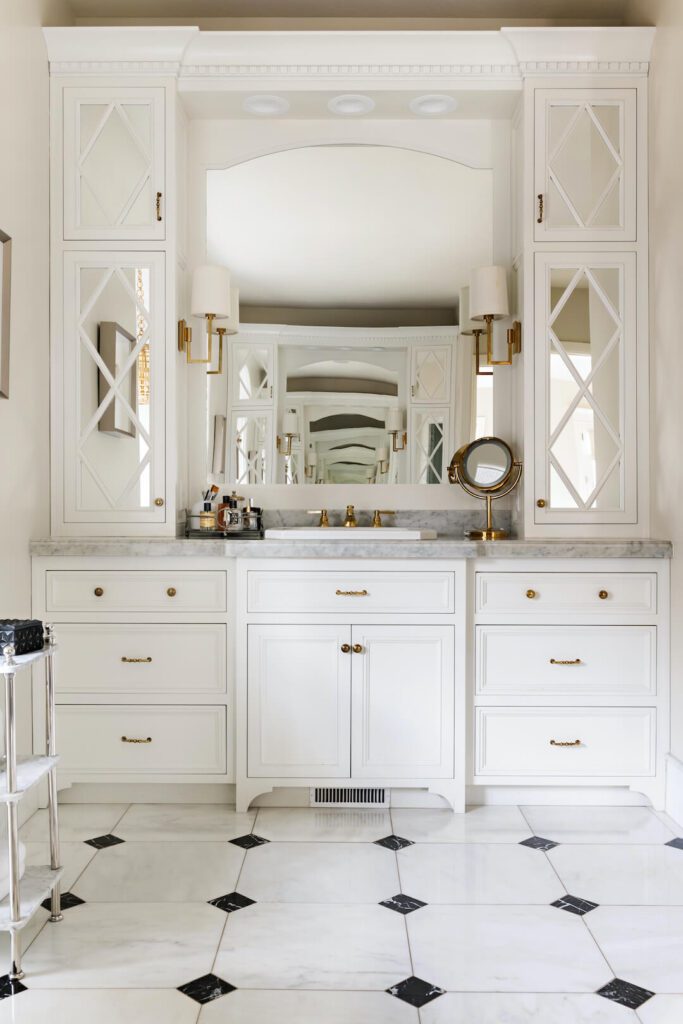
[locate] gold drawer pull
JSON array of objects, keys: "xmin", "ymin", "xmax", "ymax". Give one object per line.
[
  {"xmin": 340, "ymin": 644, "xmax": 351, "ymax": 653},
  {"xmin": 94, "ymin": 587, "xmax": 104, "ymax": 597},
  {"xmin": 166, "ymin": 587, "xmax": 177, "ymax": 597},
  {"xmin": 121, "ymin": 656, "xmax": 152, "ymax": 664},
  {"xmin": 121, "ymin": 736, "xmax": 152, "ymax": 744},
  {"xmin": 598, "ymin": 590, "xmax": 609, "ymax": 600},
  {"xmin": 550, "ymin": 739, "xmax": 581, "ymax": 747},
  {"xmin": 352, "ymin": 644, "xmax": 364, "ymax": 654},
  {"xmin": 526, "ymin": 589, "xmax": 537, "ymax": 599},
  {"xmin": 549, "ymin": 658, "xmax": 582, "ymax": 666},
  {"xmin": 336, "ymin": 589, "xmax": 368, "ymax": 597}
]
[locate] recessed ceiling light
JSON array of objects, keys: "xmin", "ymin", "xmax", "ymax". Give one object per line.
[
  {"xmin": 243, "ymin": 94, "xmax": 290, "ymax": 116},
  {"xmin": 327, "ymin": 94, "xmax": 376, "ymax": 116},
  {"xmin": 409, "ymin": 94, "xmax": 458, "ymax": 116}
]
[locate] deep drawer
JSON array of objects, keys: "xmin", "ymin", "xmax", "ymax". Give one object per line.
[
  {"xmin": 46, "ymin": 571, "xmax": 227, "ymax": 614},
  {"xmin": 246, "ymin": 570, "xmax": 455, "ymax": 614}
]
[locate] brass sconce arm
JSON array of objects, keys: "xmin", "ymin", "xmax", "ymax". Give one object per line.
[{"xmin": 471, "ymin": 317, "xmax": 522, "ymax": 377}]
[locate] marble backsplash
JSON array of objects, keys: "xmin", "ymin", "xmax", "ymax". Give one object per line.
[{"xmin": 262, "ymin": 508, "xmax": 514, "ymax": 537}]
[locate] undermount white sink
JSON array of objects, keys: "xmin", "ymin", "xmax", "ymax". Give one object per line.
[{"xmin": 264, "ymin": 527, "xmax": 437, "ymax": 540}]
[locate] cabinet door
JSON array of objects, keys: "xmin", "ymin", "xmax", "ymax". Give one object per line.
[
  {"xmin": 62, "ymin": 252, "xmax": 166, "ymax": 525},
  {"xmin": 351, "ymin": 625, "xmax": 454, "ymax": 779},
  {"xmin": 231, "ymin": 341, "xmax": 275, "ymax": 404},
  {"xmin": 247, "ymin": 625, "xmax": 351, "ymax": 778},
  {"xmin": 229, "ymin": 409, "xmax": 273, "ymax": 486},
  {"xmin": 533, "ymin": 252, "xmax": 637, "ymax": 524},
  {"xmin": 410, "ymin": 344, "xmax": 452, "ymax": 403},
  {"xmin": 63, "ymin": 87, "xmax": 165, "ymax": 241},
  {"xmin": 534, "ymin": 89, "xmax": 636, "ymax": 242},
  {"xmin": 410, "ymin": 407, "xmax": 450, "ymax": 484}
]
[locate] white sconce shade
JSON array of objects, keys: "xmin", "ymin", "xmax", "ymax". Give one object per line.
[
  {"xmin": 376, "ymin": 446, "xmax": 389, "ymax": 463},
  {"xmin": 386, "ymin": 408, "xmax": 403, "ymax": 433},
  {"xmin": 469, "ymin": 265, "xmax": 509, "ymax": 321},
  {"xmin": 458, "ymin": 286, "xmax": 480, "ymax": 335},
  {"xmin": 282, "ymin": 410, "xmax": 299, "ymax": 435},
  {"xmin": 308, "ymin": 451, "xmax": 318, "ymax": 467},
  {"xmin": 191, "ymin": 265, "xmax": 232, "ymax": 319},
  {"xmin": 225, "ymin": 286, "xmax": 240, "ymax": 334}
]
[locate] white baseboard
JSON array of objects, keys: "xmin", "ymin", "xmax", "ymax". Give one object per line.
[{"xmin": 665, "ymin": 754, "xmax": 683, "ymax": 827}]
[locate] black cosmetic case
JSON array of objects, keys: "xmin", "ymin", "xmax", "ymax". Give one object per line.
[{"xmin": 0, "ymin": 620, "xmax": 44, "ymax": 656}]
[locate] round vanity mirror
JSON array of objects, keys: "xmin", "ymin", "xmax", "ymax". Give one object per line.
[{"xmin": 448, "ymin": 436, "xmax": 522, "ymax": 540}]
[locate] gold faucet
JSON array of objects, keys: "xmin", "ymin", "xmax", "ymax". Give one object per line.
[
  {"xmin": 307, "ymin": 509, "xmax": 330, "ymax": 528},
  {"xmin": 343, "ymin": 504, "xmax": 357, "ymax": 528},
  {"xmin": 372, "ymin": 510, "xmax": 396, "ymax": 528}
]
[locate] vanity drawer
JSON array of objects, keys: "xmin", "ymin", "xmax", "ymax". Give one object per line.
[
  {"xmin": 476, "ymin": 625, "xmax": 656, "ymax": 697},
  {"xmin": 475, "ymin": 707, "xmax": 655, "ymax": 778},
  {"xmin": 247, "ymin": 570, "xmax": 455, "ymax": 614},
  {"xmin": 54, "ymin": 623, "xmax": 227, "ymax": 694},
  {"xmin": 46, "ymin": 571, "xmax": 227, "ymax": 614},
  {"xmin": 476, "ymin": 572, "xmax": 657, "ymax": 616},
  {"xmin": 56, "ymin": 705, "xmax": 227, "ymax": 775}
]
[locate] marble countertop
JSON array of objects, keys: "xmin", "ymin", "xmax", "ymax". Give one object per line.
[{"xmin": 29, "ymin": 537, "xmax": 673, "ymax": 559}]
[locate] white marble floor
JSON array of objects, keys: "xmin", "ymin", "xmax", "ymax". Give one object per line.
[{"xmin": 0, "ymin": 802, "xmax": 681, "ymax": 1022}]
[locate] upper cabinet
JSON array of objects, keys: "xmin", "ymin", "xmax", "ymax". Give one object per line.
[
  {"xmin": 63, "ymin": 87, "xmax": 166, "ymax": 241},
  {"xmin": 534, "ymin": 89, "xmax": 637, "ymax": 243}
]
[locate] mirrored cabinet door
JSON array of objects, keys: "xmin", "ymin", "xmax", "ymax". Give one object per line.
[
  {"xmin": 534, "ymin": 89, "xmax": 636, "ymax": 242},
  {"xmin": 229, "ymin": 410, "xmax": 273, "ymax": 486},
  {"xmin": 63, "ymin": 87, "xmax": 165, "ymax": 241},
  {"xmin": 231, "ymin": 343, "xmax": 275, "ymax": 404},
  {"xmin": 534, "ymin": 252, "xmax": 637, "ymax": 524},
  {"xmin": 410, "ymin": 408, "xmax": 451, "ymax": 485},
  {"xmin": 410, "ymin": 344, "xmax": 452, "ymax": 404},
  {"xmin": 61, "ymin": 252, "xmax": 166, "ymax": 526}
]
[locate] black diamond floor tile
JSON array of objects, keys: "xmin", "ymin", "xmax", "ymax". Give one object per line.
[
  {"xmin": 229, "ymin": 834, "xmax": 270, "ymax": 850},
  {"xmin": 178, "ymin": 973, "xmax": 236, "ymax": 1005},
  {"xmin": 665, "ymin": 837, "xmax": 683, "ymax": 851},
  {"xmin": 209, "ymin": 891, "xmax": 256, "ymax": 913},
  {"xmin": 379, "ymin": 893, "xmax": 427, "ymax": 915},
  {"xmin": 40, "ymin": 891, "xmax": 85, "ymax": 912},
  {"xmin": 84, "ymin": 833, "xmax": 125, "ymax": 850},
  {"xmin": 374, "ymin": 835, "xmax": 414, "ymax": 851},
  {"xmin": 0, "ymin": 975, "xmax": 27, "ymax": 1000},
  {"xmin": 551, "ymin": 894, "xmax": 599, "ymax": 916},
  {"xmin": 520, "ymin": 835, "xmax": 559, "ymax": 852},
  {"xmin": 596, "ymin": 978, "xmax": 655, "ymax": 1010},
  {"xmin": 387, "ymin": 976, "xmax": 445, "ymax": 1008}
]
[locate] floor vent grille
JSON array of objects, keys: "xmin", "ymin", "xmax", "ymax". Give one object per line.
[{"xmin": 310, "ymin": 787, "xmax": 389, "ymax": 808}]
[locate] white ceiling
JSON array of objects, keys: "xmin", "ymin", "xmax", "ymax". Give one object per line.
[{"xmin": 206, "ymin": 145, "xmax": 493, "ymax": 308}]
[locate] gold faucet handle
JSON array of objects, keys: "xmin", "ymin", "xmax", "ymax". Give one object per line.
[
  {"xmin": 307, "ymin": 509, "xmax": 329, "ymax": 527},
  {"xmin": 372, "ymin": 510, "xmax": 396, "ymax": 528},
  {"xmin": 343, "ymin": 504, "xmax": 357, "ymax": 528}
]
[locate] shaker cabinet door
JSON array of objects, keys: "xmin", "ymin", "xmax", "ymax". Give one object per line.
[
  {"xmin": 534, "ymin": 89, "xmax": 636, "ymax": 243},
  {"xmin": 63, "ymin": 87, "xmax": 165, "ymax": 241}
]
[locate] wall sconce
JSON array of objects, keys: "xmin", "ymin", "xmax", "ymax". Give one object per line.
[
  {"xmin": 177, "ymin": 265, "xmax": 232, "ymax": 375},
  {"xmin": 304, "ymin": 451, "xmax": 317, "ymax": 480},
  {"xmin": 468, "ymin": 267, "xmax": 522, "ymax": 377},
  {"xmin": 376, "ymin": 445, "xmax": 389, "ymax": 474},
  {"xmin": 277, "ymin": 410, "xmax": 299, "ymax": 456},
  {"xmin": 386, "ymin": 408, "xmax": 407, "ymax": 451}
]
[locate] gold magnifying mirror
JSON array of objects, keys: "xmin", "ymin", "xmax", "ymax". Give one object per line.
[{"xmin": 447, "ymin": 436, "xmax": 522, "ymax": 540}]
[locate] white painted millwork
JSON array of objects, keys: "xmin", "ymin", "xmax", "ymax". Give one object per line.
[
  {"xmin": 476, "ymin": 571, "xmax": 656, "ymax": 617},
  {"xmin": 45, "ymin": 570, "xmax": 227, "ymax": 614},
  {"xmin": 246, "ymin": 569, "xmax": 455, "ymax": 615}
]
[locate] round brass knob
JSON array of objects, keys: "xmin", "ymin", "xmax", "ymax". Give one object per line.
[
  {"xmin": 340, "ymin": 644, "xmax": 351, "ymax": 653},
  {"xmin": 352, "ymin": 644, "xmax": 364, "ymax": 654},
  {"xmin": 599, "ymin": 590, "xmax": 609, "ymax": 600},
  {"xmin": 94, "ymin": 587, "xmax": 104, "ymax": 597},
  {"xmin": 154, "ymin": 497, "xmax": 164, "ymax": 507},
  {"xmin": 166, "ymin": 587, "xmax": 177, "ymax": 598},
  {"xmin": 536, "ymin": 499, "xmax": 547, "ymax": 508},
  {"xmin": 526, "ymin": 589, "xmax": 537, "ymax": 600}
]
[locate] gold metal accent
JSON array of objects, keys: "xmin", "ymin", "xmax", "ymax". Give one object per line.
[
  {"xmin": 447, "ymin": 437, "xmax": 522, "ymax": 540},
  {"xmin": 343, "ymin": 505, "xmax": 357, "ymax": 528},
  {"xmin": 537, "ymin": 193, "xmax": 544, "ymax": 223},
  {"xmin": 178, "ymin": 313, "xmax": 222, "ymax": 371},
  {"xmin": 473, "ymin": 315, "xmax": 522, "ymax": 375},
  {"xmin": 307, "ymin": 509, "xmax": 329, "ymax": 528},
  {"xmin": 372, "ymin": 510, "xmax": 395, "ymax": 528},
  {"xmin": 166, "ymin": 587, "xmax": 177, "ymax": 597},
  {"xmin": 536, "ymin": 498, "xmax": 547, "ymax": 508},
  {"xmin": 277, "ymin": 432, "xmax": 297, "ymax": 456},
  {"xmin": 340, "ymin": 644, "xmax": 351, "ymax": 653},
  {"xmin": 94, "ymin": 587, "xmax": 104, "ymax": 597},
  {"xmin": 121, "ymin": 736, "xmax": 152, "ymax": 744},
  {"xmin": 136, "ymin": 268, "xmax": 150, "ymax": 405},
  {"xmin": 207, "ymin": 327, "xmax": 226, "ymax": 376},
  {"xmin": 526, "ymin": 589, "xmax": 537, "ymax": 599},
  {"xmin": 599, "ymin": 590, "xmax": 609, "ymax": 600},
  {"xmin": 352, "ymin": 644, "xmax": 364, "ymax": 654},
  {"xmin": 390, "ymin": 430, "xmax": 407, "ymax": 452},
  {"xmin": 336, "ymin": 589, "xmax": 368, "ymax": 597},
  {"xmin": 550, "ymin": 658, "xmax": 582, "ymax": 666},
  {"xmin": 154, "ymin": 497, "xmax": 164, "ymax": 507},
  {"xmin": 156, "ymin": 191, "xmax": 162, "ymax": 221},
  {"xmin": 121, "ymin": 657, "xmax": 152, "ymax": 664},
  {"xmin": 550, "ymin": 739, "xmax": 581, "ymax": 747}
]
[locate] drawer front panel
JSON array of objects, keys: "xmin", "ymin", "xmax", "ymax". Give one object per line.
[
  {"xmin": 46, "ymin": 571, "xmax": 227, "ymax": 613},
  {"xmin": 476, "ymin": 625, "xmax": 656, "ymax": 696},
  {"xmin": 247, "ymin": 570, "xmax": 455, "ymax": 614},
  {"xmin": 54, "ymin": 623, "xmax": 227, "ymax": 694},
  {"xmin": 56, "ymin": 705, "xmax": 227, "ymax": 775},
  {"xmin": 475, "ymin": 707, "xmax": 655, "ymax": 778},
  {"xmin": 476, "ymin": 572, "xmax": 656, "ymax": 616}
]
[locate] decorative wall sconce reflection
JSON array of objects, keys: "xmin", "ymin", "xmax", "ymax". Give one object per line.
[
  {"xmin": 386, "ymin": 408, "xmax": 407, "ymax": 452},
  {"xmin": 277, "ymin": 410, "xmax": 299, "ymax": 456},
  {"xmin": 304, "ymin": 451, "xmax": 317, "ymax": 479},
  {"xmin": 466, "ymin": 267, "xmax": 522, "ymax": 377},
  {"xmin": 177, "ymin": 265, "xmax": 236, "ymax": 376},
  {"xmin": 376, "ymin": 446, "xmax": 389, "ymax": 474}
]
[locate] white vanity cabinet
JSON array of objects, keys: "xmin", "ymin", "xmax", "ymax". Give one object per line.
[
  {"xmin": 62, "ymin": 86, "xmax": 166, "ymax": 241},
  {"xmin": 237, "ymin": 560, "xmax": 465, "ymax": 811}
]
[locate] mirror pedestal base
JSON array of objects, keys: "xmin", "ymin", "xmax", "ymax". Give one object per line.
[{"xmin": 466, "ymin": 527, "xmax": 509, "ymax": 541}]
